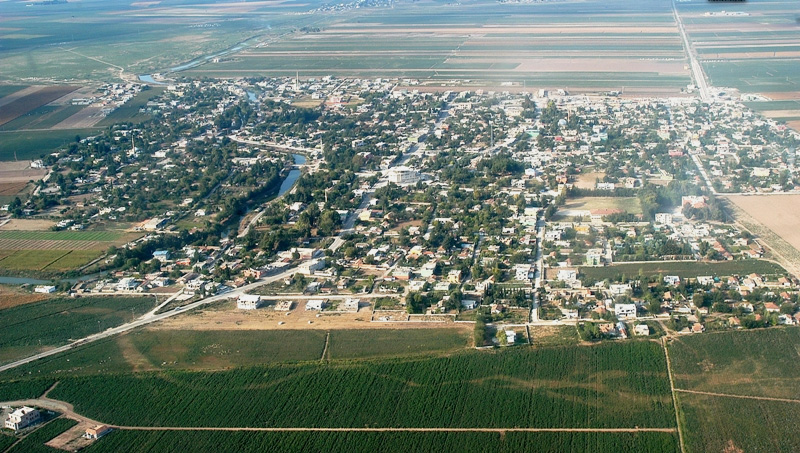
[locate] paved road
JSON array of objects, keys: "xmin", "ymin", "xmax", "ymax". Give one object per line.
[{"xmin": 0, "ymin": 265, "xmax": 303, "ymax": 373}]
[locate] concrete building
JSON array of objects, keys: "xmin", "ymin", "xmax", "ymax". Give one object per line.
[
  {"xmin": 4, "ymin": 406, "xmax": 40, "ymax": 431},
  {"xmin": 615, "ymin": 303, "xmax": 637, "ymax": 319},
  {"xmin": 237, "ymin": 294, "xmax": 262, "ymax": 310},
  {"xmin": 387, "ymin": 167, "xmax": 420, "ymax": 185}
]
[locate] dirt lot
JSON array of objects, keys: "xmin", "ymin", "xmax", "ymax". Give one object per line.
[
  {"xmin": 0, "ymin": 219, "xmax": 55, "ymax": 231},
  {"xmin": 0, "ymin": 286, "xmax": 49, "ymax": 310},
  {"xmin": 0, "ymin": 161, "xmax": 47, "ymax": 184},
  {"xmin": 52, "ymin": 105, "xmax": 106, "ymax": 129},
  {"xmin": 727, "ymin": 194, "xmax": 800, "ymax": 255},
  {"xmin": 574, "ymin": 171, "xmax": 606, "ymax": 189},
  {"xmin": 0, "ymin": 182, "xmax": 27, "ymax": 196},
  {"xmin": 153, "ymin": 299, "xmax": 466, "ymax": 331}
]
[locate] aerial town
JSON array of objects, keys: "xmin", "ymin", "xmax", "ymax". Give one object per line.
[{"xmin": 4, "ymin": 75, "xmax": 798, "ymax": 348}]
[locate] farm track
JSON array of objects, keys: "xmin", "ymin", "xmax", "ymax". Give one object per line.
[
  {"xmin": 673, "ymin": 389, "xmax": 800, "ymax": 404},
  {"xmin": 662, "ymin": 339, "xmax": 686, "ymax": 453}
]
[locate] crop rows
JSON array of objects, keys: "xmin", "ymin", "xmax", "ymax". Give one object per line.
[
  {"xmin": 83, "ymin": 430, "xmax": 678, "ymax": 453},
  {"xmin": 48, "ymin": 341, "xmax": 675, "ymax": 429},
  {"xmin": 0, "ymin": 230, "xmax": 124, "ymax": 241},
  {"xmin": 6, "ymin": 418, "xmax": 77, "ymax": 453}
]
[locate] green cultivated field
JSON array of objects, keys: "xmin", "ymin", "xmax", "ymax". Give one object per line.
[
  {"xmin": 0, "ymin": 129, "xmax": 97, "ymax": 161},
  {"xmin": 0, "ymin": 434, "xmax": 16, "ymax": 452},
  {"xmin": 0, "ymin": 85, "xmax": 26, "ymax": 98},
  {"xmin": 669, "ymin": 328, "xmax": 800, "ymax": 452},
  {"xmin": 669, "ymin": 328, "xmax": 800, "ymax": 399},
  {"xmin": 40, "ymin": 341, "xmax": 674, "ymax": 428},
  {"xmin": 678, "ymin": 393, "xmax": 800, "ymax": 453},
  {"xmin": 0, "ymin": 296, "xmax": 157, "ymax": 365},
  {"xmin": 128, "ymin": 330, "xmax": 327, "ymax": 369},
  {"xmin": 83, "ymin": 430, "xmax": 678, "ymax": 453},
  {"xmin": 327, "ymin": 328, "xmax": 471, "ymax": 360},
  {"xmin": 96, "ymin": 87, "xmax": 165, "ymax": 127},
  {"xmin": 580, "ymin": 259, "xmax": 785, "ymax": 282}
]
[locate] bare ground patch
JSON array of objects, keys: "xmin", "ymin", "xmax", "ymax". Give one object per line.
[{"xmin": 0, "ymin": 219, "xmax": 56, "ymax": 231}]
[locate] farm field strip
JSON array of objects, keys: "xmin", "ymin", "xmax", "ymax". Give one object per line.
[
  {"xmin": 673, "ymin": 389, "xmax": 800, "ymax": 404},
  {"xmin": 0, "ymin": 86, "xmax": 80, "ymax": 126},
  {"xmin": 112, "ymin": 426, "xmax": 677, "ymax": 433}
]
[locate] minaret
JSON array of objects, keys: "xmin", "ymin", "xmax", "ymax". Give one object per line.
[{"xmin": 295, "ymin": 71, "xmax": 299, "ymax": 92}]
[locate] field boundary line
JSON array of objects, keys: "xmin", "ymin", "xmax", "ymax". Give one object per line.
[
  {"xmin": 674, "ymin": 389, "xmax": 800, "ymax": 404},
  {"xmin": 321, "ymin": 331, "xmax": 330, "ymax": 361},
  {"xmin": 662, "ymin": 338, "xmax": 686, "ymax": 453},
  {"xmin": 114, "ymin": 426, "xmax": 678, "ymax": 433},
  {"xmin": 38, "ymin": 250, "xmax": 71, "ymax": 271}
]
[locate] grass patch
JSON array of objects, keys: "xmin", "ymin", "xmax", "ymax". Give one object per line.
[
  {"xmin": 559, "ymin": 196, "xmax": 642, "ymax": 215},
  {"xmin": 128, "ymin": 329, "xmax": 327, "ymax": 369},
  {"xmin": 327, "ymin": 328, "xmax": 471, "ymax": 360},
  {"xmin": 530, "ymin": 325, "xmax": 580, "ymax": 347}
]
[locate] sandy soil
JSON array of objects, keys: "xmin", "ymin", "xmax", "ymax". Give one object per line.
[
  {"xmin": 0, "ymin": 166, "xmax": 47, "ymax": 184},
  {"xmin": 727, "ymin": 195, "xmax": 800, "ymax": 254},
  {"xmin": 760, "ymin": 109, "xmax": 800, "ymax": 119},
  {"xmin": 0, "ymin": 219, "xmax": 56, "ymax": 231},
  {"xmin": 574, "ymin": 171, "xmax": 606, "ymax": 189},
  {"xmin": 762, "ymin": 92, "xmax": 800, "ymax": 101},
  {"xmin": 51, "ymin": 105, "xmax": 106, "ymax": 129},
  {"xmin": 0, "ymin": 182, "xmax": 27, "ymax": 196},
  {"xmin": 787, "ymin": 120, "xmax": 800, "ymax": 132},
  {"xmin": 0, "ymin": 286, "xmax": 49, "ymax": 310},
  {"xmin": 152, "ymin": 300, "xmax": 466, "ymax": 331}
]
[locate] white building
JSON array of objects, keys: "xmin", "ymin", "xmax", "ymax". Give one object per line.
[
  {"xmin": 557, "ymin": 269, "xmax": 577, "ymax": 282},
  {"xmin": 654, "ymin": 213, "xmax": 673, "ymax": 225},
  {"xmin": 634, "ymin": 324, "xmax": 651, "ymax": 336},
  {"xmin": 341, "ymin": 298, "xmax": 360, "ymax": 312},
  {"xmin": 504, "ymin": 330, "xmax": 517, "ymax": 344},
  {"xmin": 514, "ymin": 264, "xmax": 534, "ymax": 281},
  {"xmin": 306, "ymin": 299, "xmax": 326, "ymax": 311},
  {"xmin": 116, "ymin": 277, "xmax": 139, "ymax": 291},
  {"xmin": 34, "ymin": 285, "xmax": 56, "ymax": 294},
  {"xmin": 237, "ymin": 294, "xmax": 262, "ymax": 310},
  {"xmin": 615, "ymin": 303, "xmax": 637, "ymax": 319},
  {"xmin": 387, "ymin": 167, "xmax": 420, "ymax": 185},
  {"xmin": 4, "ymin": 406, "xmax": 40, "ymax": 431}
]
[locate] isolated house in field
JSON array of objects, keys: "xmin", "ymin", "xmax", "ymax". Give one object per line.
[
  {"xmin": 634, "ymin": 324, "xmax": 650, "ymax": 336},
  {"xmin": 85, "ymin": 425, "xmax": 112, "ymax": 440},
  {"xmin": 4, "ymin": 406, "xmax": 40, "ymax": 431},
  {"xmin": 505, "ymin": 330, "xmax": 517, "ymax": 344},
  {"xmin": 236, "ymin": 294, "xmax": 262, "ymax": 310}
]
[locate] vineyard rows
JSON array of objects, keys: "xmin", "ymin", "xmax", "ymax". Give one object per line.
[{"xmin": 48, "ymin": 342, "xmax": 675, "ymax": 429}]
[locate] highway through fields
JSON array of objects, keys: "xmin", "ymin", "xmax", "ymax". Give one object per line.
[
  {"xmin": 673, "ymin": 0, "xmax": 711, "ymax": 103},
  {"xmin": 0, "ymin": 264, "xmax": 303, "ymax": 373}
]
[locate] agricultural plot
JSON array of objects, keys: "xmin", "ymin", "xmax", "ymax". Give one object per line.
[
  {"xmin": 530, "ymin": 325, "xmax": 580, "ymax": 348},
  {"xmin": 0, "ymin": 104, "xmax": 86, "ymax": 132},
  {"xmin": 0, "ymin": 128, "xmax": 96, "ymax": 161},
  {"xmin": 127, "ymin": 329, "xmax": 327, "ymax": 370},
  {"xmin": 726, "ymin": 195, "xmax": 800, "ymax": 270},
  {"xmin": 0, "ymin": 296, "xmax": 158, "ymax": 366},
  {"xmin": 669, "ymin": 328, "xmax": 800, "ymax": 400},
  {"xmin": 0, "ymin": 230, "xmax": 137, "ymax": 273},
  {"xmin": 184, "ymin": 0, "xmax": 690, "ymax": 94},
  {"xmin": 6, "ymin": 418, "xmax": 78, "ymax": 453},
  {"xmin": 0, "ymin": 86, "xmax": 79, "ymax": 126},
  {"xmin": 678, "ymin": 392, "xmax": 800, "ymax": 453},
  {"xmin": 326, "ymin": 328, "xmax": 471, "ymax": 360},
  {"xmin": 82, "ymin": 430, "xmax": 678, "ymax": 453},
  {"xmin": 580, "ymin": 259, "xmax": 785, "ymax": 283},
  {"xmin": 678, "ymin": 0, "xmax": 800, "ymax": 97},
  {"xmin": 42, "ymin": 341, "xmax": 675, "ymax": 429}
]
